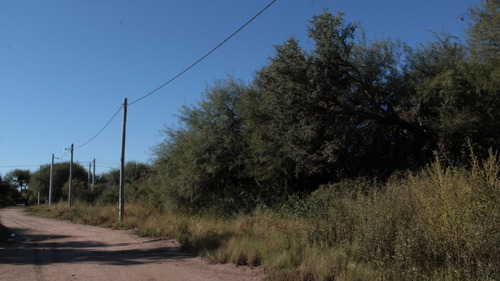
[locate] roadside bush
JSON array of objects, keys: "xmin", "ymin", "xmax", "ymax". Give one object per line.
[
  {"xmin": 94, "ymin": 185, "xmax": 119, "ymax": 205},
  {"xmin": 298, "ymin": 150, "xmax": 499, "ymax": 280},
  {"xmin": 400, "ymin": 150, "xmax": 500, "ymax": 279}
]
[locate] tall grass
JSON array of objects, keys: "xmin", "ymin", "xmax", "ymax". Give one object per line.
[{"xmin": 29, "ymin": 151, "xmax": 500, "ymax": 280}]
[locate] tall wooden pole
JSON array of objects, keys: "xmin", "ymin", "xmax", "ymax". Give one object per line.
[
  {"xmin": 49, "ymin": 154, "xmax": 54, "ymax": 206},
  {"xmin": 88, "ymin": 162, "xmax": 91, "ymax": 190},
  {"xmin": 92, "ymin": 158, "xmax": 96, "ymax": 187},
  {"xmin": 119, "ymin": 98, "xmax": 127, "ymax": 222},
  {"xmin": 68, "ymin": 143, "xmax": 74, "ymax": 208}
]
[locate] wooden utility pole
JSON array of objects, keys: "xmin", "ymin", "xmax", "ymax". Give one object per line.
[
  {"xmin": 49, "ymin": 154, "xmax": 54, "ymax": 206},
  {"xmin": 88, "ymin": 162, "xmax": 91, "ymax": 190},
  {"xmin": 92, "ymin": 158, "xmax": 96, "ymax": 187},
  {"xmin": 119, "ymin": 98, "xmax": 127, "ymax": 222},
  {"xmin": 68, "ymin": 143, "xmax": 74, "ymax": 208}
]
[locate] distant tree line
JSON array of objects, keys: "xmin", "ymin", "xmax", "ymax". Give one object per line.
[{"xmin": 1, "ymin": 161, "xmax": 151, "ymax": 206}]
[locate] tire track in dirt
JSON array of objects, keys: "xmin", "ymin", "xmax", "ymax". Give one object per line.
[{"xmin": 32, "ymin": 241, "xmax": 46, "ymax": 281}]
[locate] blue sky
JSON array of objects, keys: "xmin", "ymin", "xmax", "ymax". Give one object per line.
[{"xmin": 0, "ymin": 0, "xmax": 479, "ymax": 177}]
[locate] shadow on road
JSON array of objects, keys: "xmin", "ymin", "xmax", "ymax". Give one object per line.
[{"xmin": 0, "ymin": 227, "xmax": 193, "ymax": 266}]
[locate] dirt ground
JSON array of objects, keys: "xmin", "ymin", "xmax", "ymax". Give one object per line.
[{"xmin": 0, "ymin": 207, "xmax": 263, "ymax": 281}]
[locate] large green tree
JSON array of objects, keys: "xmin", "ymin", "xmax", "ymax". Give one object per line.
[
  {"xmin": 404, "ymin": 0, "xmax": 500, "ymax": 164},
  {"xmin": 0, "ymin": 175, "xmax": 19, "ymax": 206},
  {"xmin": 153, "ymin": 78, "xmax": 255, "ymax": 212},
  {"xmin": 467, "ymin": 0, "xmax": 500, "ymax": 157},
  {"xmin": 5, "ymin": 169, "xmax": 31, "ymax": 205},
  {"xmin": 30, "ymin": 162, "xmax": 88, "ymax": 203},
  {"xmin": 252, "ymin": 11, "xmax": 429, "ymax": 187},
  {"xmin": 468, "ymin": 0, "xmax": 500, "ymax": 64}
]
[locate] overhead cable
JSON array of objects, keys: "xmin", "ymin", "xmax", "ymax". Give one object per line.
[
  {"xmin": 128, "ymin": 0, "xmax": 277, "ymax": 106},
  {"xmin": 68, "ymin": 0, "xmax": 277, "ymax": 150},
  {"xmin": 75, "ymin": 105, "xmax": 123, "ymax": 149}
]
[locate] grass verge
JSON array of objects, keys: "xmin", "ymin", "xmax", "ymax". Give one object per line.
[{"xmin": 28, "ymin": 150, "xmax": 500, "ymax": 280}]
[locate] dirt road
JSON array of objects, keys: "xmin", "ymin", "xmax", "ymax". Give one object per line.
[{"xmin": 0, "ymin": 207, "xmax": 263, "ymax": 281}]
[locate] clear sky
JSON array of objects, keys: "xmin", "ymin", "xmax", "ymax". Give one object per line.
[{"xmin": 0, "ymin": 0, "xmax": 479, "ymax": 177}]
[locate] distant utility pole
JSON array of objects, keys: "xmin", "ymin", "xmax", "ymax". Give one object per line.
[
  {"xmin": 68, "ymin": 143, "xmax": 74, "ymax": 208},
  {"xmin": 49, "ymin": 154, "xmax": 54, "ymax": 206},
  {"xmin": 88, "ymin": 162, "xmax": 91, "ymax": 190},
  {"xmin": 119, "ymin": 98, "xmax": 127, "ymax": 223},
  {"xmin": 92, "ymin": 158, "xmax": 96, "ymax": 187}
]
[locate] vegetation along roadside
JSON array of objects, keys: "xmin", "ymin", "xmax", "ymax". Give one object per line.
[
  {"xmin": 5, "ymin": 0, "xmax": 500, "ymax": 280},
  {"xmin": 29, "ymin": 149, "xmax": 500, "ymax": 281}
]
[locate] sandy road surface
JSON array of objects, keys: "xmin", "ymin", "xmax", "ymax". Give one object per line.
[{"xmin": 0, "ymin": 207, "xmax": 263, "ymax": 281}]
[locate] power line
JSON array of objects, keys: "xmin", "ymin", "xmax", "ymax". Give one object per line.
[
  {"xmin": 128, "ymin": 0, "xmax": 277, "ymax": 106},
  {"xmin": 55, "ymin": 149, "xmax": 69, "ymax": 160},
  {"xmin": 96, "ymin": 164, "xmax": 118, "ymax": 167},
  {"xmin": 96, "ymin": 161, "xmax": 120, "ymax": 165},
  {"xmin": 0, "ymin": 165, "xmax": 40, "ymax": 168},
  {"xmin": 35, "ymin": 1, "xmax": 276, "ymax": 159},
  {"xmin": 75, "ymin": 105, "xmax": 123, "ymax": 149}
]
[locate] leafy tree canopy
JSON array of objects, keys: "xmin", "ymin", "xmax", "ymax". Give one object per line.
[
  {"xmin": 152, "ymin": 2, "xmax": 499, "ymax": 213},
  {"xmin": 0, "ymin": 175, "xmax": 19, "ymax": 206},
  {"xmin": 30, "ymin": 162, "xmax": 87, "ymax": 203},
  {"xmin": 5, "ymin": 169, "xmax": 31, "ymax": 205}
]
